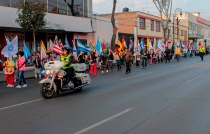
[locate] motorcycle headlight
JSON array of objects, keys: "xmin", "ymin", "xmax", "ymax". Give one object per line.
[
  {"xmin": 46, "ymin": 70, "xmax": 50, "ymax": 75},
  {"xmin": 41, "ymin": 70, "xmax": 45, "ymax": 75}
]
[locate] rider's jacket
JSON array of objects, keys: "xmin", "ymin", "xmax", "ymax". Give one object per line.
[{"xmin": 60, "ymin": 54, "xmax": 73, "ymax": 70}]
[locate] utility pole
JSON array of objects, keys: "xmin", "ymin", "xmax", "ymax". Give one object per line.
[
  {"xmin": 177, "ymin": 17, "xmax": 179, "ymax": 42},
  {"xmin": 173, "ymin": 15, "xmax": 175, "ymax": 44}
]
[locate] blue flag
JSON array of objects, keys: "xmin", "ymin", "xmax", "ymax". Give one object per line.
[
  {"xmin": 140, "ymin": 39, "xmax": 145, "ymax": 50},
  {"xmin": 96, "ymin": 36, "xmax": 102, "ymax": 56},
  {"xmin": 65, "ymin": 34, "xmax": 75, "ymax": 51},
  {"xmin": 23, "ymin": 41, "xmax": 31, "ymax": 61},
  {"xmin": 77, "ymin": 38, "xmax": 91, "ymax": 53}
]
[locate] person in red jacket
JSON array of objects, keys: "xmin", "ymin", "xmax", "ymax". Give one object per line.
[{"xmin": 89, "ymin": 51, "xmax": 97, "ymax": 75}]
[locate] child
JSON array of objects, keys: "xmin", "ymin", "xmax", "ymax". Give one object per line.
[{"xmin": 3, "ymin": 57, "xmax": 15, "ymax": 87}]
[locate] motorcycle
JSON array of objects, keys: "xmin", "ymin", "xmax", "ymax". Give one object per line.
[{"xmin": 39, "ymin": 61, "xmax": 91, "ymax": 99}]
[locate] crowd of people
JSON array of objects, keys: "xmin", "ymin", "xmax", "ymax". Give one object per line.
[{"xmin": 2, "ymin": 42, "xmax": 207, "ymax": 88}]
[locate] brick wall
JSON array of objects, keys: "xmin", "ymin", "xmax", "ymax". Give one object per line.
[{"xmin": 100, "ymin": 12, "xmax": 136, "ymax": 34}]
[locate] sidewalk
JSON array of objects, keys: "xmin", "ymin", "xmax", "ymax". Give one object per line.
[{"xmin": 0, "ymin": 67, "xmax": 35, "ymax": 83}]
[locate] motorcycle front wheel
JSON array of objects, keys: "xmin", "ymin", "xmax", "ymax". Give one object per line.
[{"xmin": 40, "ymin": 83, "xmax": 55, "ymax": 99}]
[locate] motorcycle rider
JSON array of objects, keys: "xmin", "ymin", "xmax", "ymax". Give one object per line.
[{"xmin": 60, "ymin": 46, "xmax": 75, "ymax": 87}]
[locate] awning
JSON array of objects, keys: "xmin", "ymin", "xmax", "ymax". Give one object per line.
[{"xmin": 189, "ymin": 34, "xmax": 204, "ymax": 39}]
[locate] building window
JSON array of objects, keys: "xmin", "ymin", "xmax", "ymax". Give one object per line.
[
  {"xmin": 181, "ymin": 30, "xmax": 183, "ymax": 36},
  {"xmin": 48, "ymin": 0, "xmax": 58, "ymax": 14},
  {"xmin": 151, "ymin": 20, "xmax": 154, "ymax": 31},
  {"xmin": 0, "ymin": 0, "xmax": 10, "ymax": 7},
  {"xmin": 139, "ymin": 18, "xmax": 145, "ymax": 29},
  {"xmin": 11, "ymin": 0, "xmax": 19, "ymax": 8},
  {"xmin": 156, "ymin": 21, "xmax": 160, "ymax": 32},
  {"xmin": 184, "ymin": 31, "xmax": 187, "ymax": 36},
  {"xmin": 58, "ymin": 0, "xmax": 67, "ymax": 15}
]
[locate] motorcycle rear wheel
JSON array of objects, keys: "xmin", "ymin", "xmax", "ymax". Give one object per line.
[{"xmin": 40, "ymin": 84, "xmax": 55, "ymax": 99}]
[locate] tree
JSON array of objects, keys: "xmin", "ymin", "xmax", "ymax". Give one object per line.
[
  {"xmin": 110, "ymin": 0, "xmax": 118, "ymax": 50},
  {"xmin": 16, "ymin": 0, "xmax": 47, "ymax": 52},
  {"xmin": 64, "ymin": 0, "xmax": 76, "ymax": 16},
  {"xmin": 153, "ymin": 0, "xmax": 172, "ymax": 42}
]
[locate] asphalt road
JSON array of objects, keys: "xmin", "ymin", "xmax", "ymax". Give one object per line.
[{"xmin": 0, "ymin": 56, "xmax": 210, "ymax": 134}]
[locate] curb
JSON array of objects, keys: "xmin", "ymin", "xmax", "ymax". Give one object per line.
[{"xmin": 0, "ymin": 76, "xmax": 35, "ymax": 84}]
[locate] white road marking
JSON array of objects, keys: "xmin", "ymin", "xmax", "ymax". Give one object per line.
[
  {"xmin": 74, "ymin": 108, "xmax": 133, "ymax": 134},
  {"xmin": 122, "ymin": 72, "xmax": 153, "ymax": 80},
  {"xmin": 0, "ymin": 98, "xmax": 43, "ymax": 111},
  {"xmin": 186, "ymin": 74, "xmax": 204, "ymax": 83}
]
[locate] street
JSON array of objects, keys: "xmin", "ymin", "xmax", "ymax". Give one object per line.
[{"xmin": 0, "ymin": 56, "xmax": 210, "ymax": 134}]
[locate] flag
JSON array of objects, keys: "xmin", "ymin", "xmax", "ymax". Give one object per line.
[
  {"xmin": 129, "ymin": 38, "xmax": 133, "ymax": 51},
  {"xmin": 65, "ymin": 34, "xmax": 74, "ymax": 51},
  {"xmin": 1, "ymin": 36, "xmax": 18, "ymax": 60},
  {"xmin": 116, "ymin": 40, "xmax": 122, "ymax": 50},
  {"xmin": 96, "ymin": 36, "xmax": 102, "ymax": 56},
  {"xmin": 102, "ymin": 39, "xmax": 106, "ymax": 50},
  {"xmin": 58, "ymin": 39, "xmax": 63, "ymax": 48},
  {"xmin": 23, "ymin": 41, "xmax": 31, "ymax": 60},
  {"xmin": 40, "ymin": 41, "xmax": 46, "ymax": 60},
  {"xmin": 72, "ymin": 40, "xmax": 77, "ymax": 59},
  {"xmin": 122, "ymin": 36, "xmax": 126, "ymax": 50},
  {"xmin": 140, "ymin": 38, "xmax": 145, "ymax": 50},
  {"xmin": 89, "ymin": 41, "xmax": 95, "ymax": 51},
  {"xmin": 49, "ymin": 39, "xmax": 53, "ymax": 52},
  {"xmin": 149, "ymin": 41, "xmax": 153, "ymax": 50},
  {"xmin": 146, "ymin": 38, "xmax": 150, "ymax": 48},
  {"xmin": 158, "ymin": 40, "xmax": 165, "ymax": 52},
  {"xmin": 77, "ymin": 38, "xmax": 91, "ymax": 53},
  {"xmin": 114, "ymin": 44, "xmax": 120, "ymax": 50},
  {"xmin": 5, "ymin": 36, "xmax": 10, "ymax": 45}
]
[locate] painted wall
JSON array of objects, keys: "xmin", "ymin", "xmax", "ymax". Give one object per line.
[{"xmin": 73, "ymin": 16, "xmax": 116, "ymax": 48}]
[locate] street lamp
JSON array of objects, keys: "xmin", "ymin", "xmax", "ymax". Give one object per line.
[{"xmin": 173, "ymin": 8, "xmax": 182, "ymax": 44}]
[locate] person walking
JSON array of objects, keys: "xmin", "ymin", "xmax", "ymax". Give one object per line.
[
  {"xmin": 33, "ymin": 52, "xmax": 42, "ymax": 79},
  {"xmin": 133, "ymin": 49, "xmax": 141, "ymax": 67},
  {"xmin": 124, "ymin": 49, "xmax": 132, "ymax": 74},
  {"xmin": 141, "ymin": 47, "xmax": 148, "ymax": 69},
  {"xmin": 115, "ymin": 51, "xmax": 121, "ymax": 70},
  {"xmin": 16, "ymin": 51, "xmax": 27, "ymax": 88},
  {"xmin": 108, "ymin": 49, "xmax": 114, "ymax": 71},
  {"xmin": 77, "ymin": 52, "xmax": 85, "ymax": 63},
  {"xmin": 3, "ymin": 57, "xmax": 15, "ymax": 87},
  {"xmin": 12, "ymin": 55, "xmax": 18, "ymax": 82},
  {"xmin": 199, "ymin": 44, "xmax": 205, "ymax": 61},
  {"xmin": 175, "ymin": 45, "xmax": 181, "ymax": 62},
  {"xmin": 99, "ymin": 51, "xmax": 109, "ymax": 73},
  {"xmin": 89, "ymin": 51, "xmax": 97, "ymax": 75}
]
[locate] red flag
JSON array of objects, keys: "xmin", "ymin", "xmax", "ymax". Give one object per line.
[
  {"xmin": 122, "ymin": 36, "xmax": 126, "ymax": 50},
  {"xmin": 53, "ymin": 43, "xmax": 63, "ymax": 55},
  {"xmin": 102, "ymin": 40, "xmax": 106, "ymax": 50}
]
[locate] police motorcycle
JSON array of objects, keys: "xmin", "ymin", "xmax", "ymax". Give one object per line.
[
  {"xmin": 39, "ymin": 48, "xmax": 91, "ymax": 99},
  {"xmin": 39, "ymin": 61, "xmax": 91, "ymax": 99}
]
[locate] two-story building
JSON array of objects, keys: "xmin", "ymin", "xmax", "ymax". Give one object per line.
[
  {"xmin": 178, "ymin": 12, "xmax": 210, "ymax": 48},
  {"xmin": 100, "ymin": 8, "xmax": 163, "ymax": 48}
]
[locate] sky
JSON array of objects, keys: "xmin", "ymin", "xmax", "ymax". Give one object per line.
[{"xmin": 93, "ymin": 0, "xmax": 210, "ymax": 21}]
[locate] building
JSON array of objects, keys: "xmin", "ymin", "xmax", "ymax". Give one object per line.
[
  {"xmin": 100, "ymin": 8, "xmax": 163, "ymax": 49},
  {"xmin": 0, "ymin": 0, "xmax": 114, "ymax": 70},
  {"xmin": 177, "ymin": 12, "xmax": 210, "ymax": 48}
]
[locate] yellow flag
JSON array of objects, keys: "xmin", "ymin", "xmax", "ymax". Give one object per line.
[
  {"xmin": 40, "ymin": 41, "xmax": 46, "ymax": 60},
  {"xmin": 146, "ymin": 38, "xmax": 150, "ymax": 48},
  {"xmin": 116, "ymin": 40, "xmax": 122, "ymax": 50}
]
